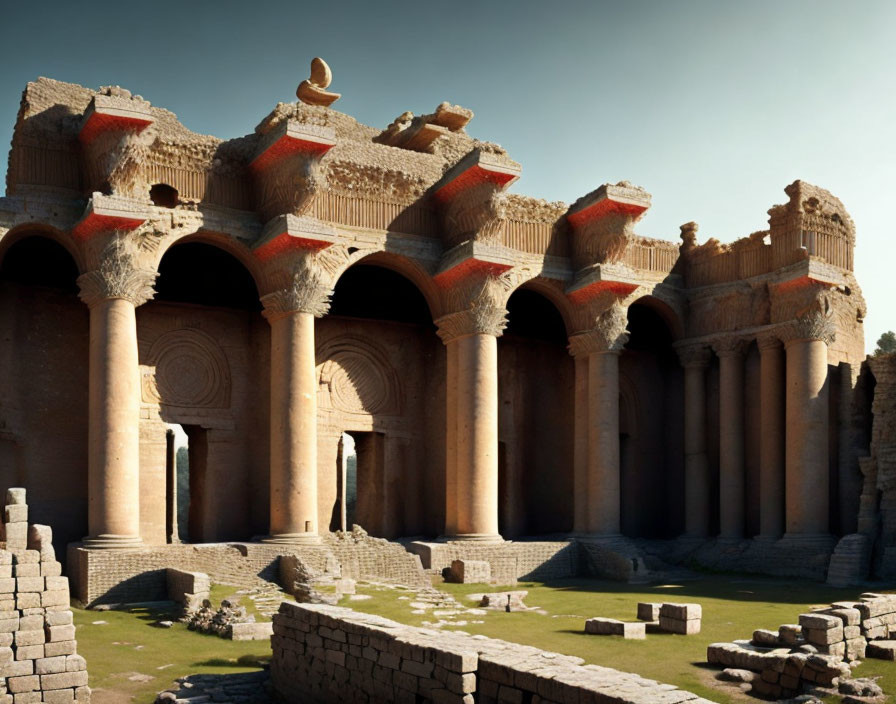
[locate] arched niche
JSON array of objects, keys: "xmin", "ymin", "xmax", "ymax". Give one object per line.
[{"xmin": 498, "ymin": 286, "xmax": 574, "ymax": 537}]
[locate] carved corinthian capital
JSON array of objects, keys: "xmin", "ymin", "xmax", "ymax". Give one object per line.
[
  {"xmin": 778, "ymin": 312, "xmax": 837, "ymax": 346},
  {"xmin": 567, "ymin": 304, "xmax": 630, "ymax": 356},
  {"xmin": 712, "ymin": 336, "xmax": 748, "ymax": 358},
  {"xmin": 435, "ymin": 305, "xmax": 507, "ymax": 342},
  {"xmin": 675, "ymin": 343, "xmax": 711, "ymax": 368},
  {"xmin": 436, "ymin": 271, "xmax": 510, "ymax": 342},
  {"xmin": 261, "ymin": 258, "xmax": 333, "ymax": 320},
  {"xmin": 77, "ymin": 238, "xmax": 156, "ymax": 308}
]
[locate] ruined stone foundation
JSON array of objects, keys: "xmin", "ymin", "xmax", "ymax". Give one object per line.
[{"xmin": 0, "ymin": 489, "xmax": 89, "ymax": 703}]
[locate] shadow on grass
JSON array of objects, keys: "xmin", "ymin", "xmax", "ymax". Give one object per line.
[
  {"xmin": 533, "ymin": 576, "xmax": 896, "ymax": 605},
  {"xmin": 191, "ymin": 654, "xmax": 270, "ymax": 668}
]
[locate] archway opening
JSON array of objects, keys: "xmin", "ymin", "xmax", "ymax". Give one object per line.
[
  {"xmin": 329, "ymin": 264, "xmax": 432, "ymax": 325},
  {"xmin": 321, "ymin": 261, "xmax": 437, "ymax": 539},
  {"xmin": 620, "ymin": 299, "xmax": 683, "ymax": 538},
  {"xmin": 155, "ymin": 242, "xmax": 260, "ymax": 310},
  {"xmin": 498, "ymin": 287, "xmax": 573, "ymax": 537},
  {"xmin": 144, "ymin": 241, "xmax": 265, "ymax": 544},
  {"xmin": 0, "ymin": 235, "xmax": 79, "ymax": 292}
]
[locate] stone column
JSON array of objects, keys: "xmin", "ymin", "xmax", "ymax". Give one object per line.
[
  {"xmin": 262, "ymin": 274, "xmax": 331, "ymax": 544},
  {"xmin": 572, "ymin": 354, "xmax": 589, "ymax": 534},
  {"xmin": 713, "ymin": 338, "xmax": 746, "ymax": 540},
  {"xmin": 758, "ymin": 335, "xmax": 785, "ymax": 539},
  {"xmin": 444, "ymin": 340, "xmax": 459, "ymax": 537},
  {"xmin": 677, "ymin": 344, "xmax": 711, "ymax": 538},
  {"xmin": 782, "ymin": 317, "xmax": 834, "ymax": 537},
  {"xmin": 78, "ymin": 255, "xmax": 156, "ymax": 548},
  {"xmin": 437, "ymin": 306, "xmax": 505, "ymax": 542},
  {"xmin": 568, "ymin": 304, "xmax": 629, "ymax": 537}
]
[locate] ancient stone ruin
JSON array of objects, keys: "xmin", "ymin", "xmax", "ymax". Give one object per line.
[
  {"xmin": 0, "ymin": 489, "xmax": 89, "ymax": 703},
  {"xmin": 0, "ymin": 62, "xmax": 889, "ymax": 606}
]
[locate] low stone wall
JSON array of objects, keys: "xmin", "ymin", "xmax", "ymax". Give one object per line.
[
  {"xmin": 407, "ymin": 540, "xmax": 578, "ymax": 584},
  {"xmin": 271, "ymin": 602, "xmax": 714, "ymax": 704},
  {"xmin": 69, "ymin": 531, "xmax": 429, "ymax": 606}
]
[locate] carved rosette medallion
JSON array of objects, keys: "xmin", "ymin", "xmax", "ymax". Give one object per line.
[{"xmin": 142, "ymin": 329, "xmax": 231, "ymax": 409}]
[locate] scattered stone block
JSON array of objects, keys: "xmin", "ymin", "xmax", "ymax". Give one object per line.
[
  {"xmin": 228, "ymin": 622, "xmax": 274, "ymax": 641},
  {"xmin": 448, "ymin": 560, "xmax": 491, "ymax": 584},
  {"xmin": 584, "ymin": 617, "xmax": 645, "ymax": 639},
  {"xmin": 636, "ymin": 602, "xmax": 661, "ymax": 622},
  {"xmin": 477, "ymin": 591, "xmax": 527, "ymax": 611},
  {"xmin": 751, "ymin": 629, "xmax": 779, "ymax": 647},
  {"xmin": 778, "ymin": 624, "xmax": 802, "ymax": 645}
]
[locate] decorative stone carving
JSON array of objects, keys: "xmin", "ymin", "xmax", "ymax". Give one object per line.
[
  {"xmin": 77, "ymin": 237, "xmax": 157, "ymax": 307},
  {"xmin": 441, "ymin": 184, "xmax": 508, "ymax": 246},
  {"xmin": 778, "ymin": 312, "xmax": 837, "ymax": 346},
  {"xmin": 261, "ymin": 258, "xmax": 333, "ymax": 319},
  {"xmin": 567, "ymin": 181, "xmax": 651, "ymax": 271},
  {"xmin": 435, "ymin": 267, "xmax": 522, "ymax": 341},
  {"xmin": 756, "ymin": 332, "xmax": 783, "ymax": 350},
  {"xmin": 317, "ymin": 338, "xmax": 401, "ymax": 416},
  {"xmin": 675, "ymin": 343, "xmax": 711, "ymax": 368},
  {"xmin": 567, "ymin": 303, "xmax": 630, "ymax": 356},
  {"xmin": 712, "ymin": 336, "xmax": 748, "ymax": 357},
  {"xmin": 296, "ymin": 58, "xmax": 341, "ymax": 107},
  {"xmin": 141, "ymin": 329, "xmax": 232, "ymax": 409}
]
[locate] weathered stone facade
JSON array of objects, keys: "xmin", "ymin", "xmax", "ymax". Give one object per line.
[{"xmin": 0, "ymin": 67, "xmax": 885, "ymax": 596}]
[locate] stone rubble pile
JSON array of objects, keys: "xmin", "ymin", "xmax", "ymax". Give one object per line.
[
  {"xmin": 185, "ymin": 599, "xmax": 255, "ymax": 638},
  {"xmin": 0, "ymin": 488, "xmax": 90, "ymax": 703},
  {"xmin": 154, "ymin": 671, "xmax": 271, "ymax": 704},
  {"xmin": 279, "ymin": 553, "xmax": 355, "ymax": 606},
  {"xmin": 707, "ymin": 591, "xmax": 896, "ymax": 700}
]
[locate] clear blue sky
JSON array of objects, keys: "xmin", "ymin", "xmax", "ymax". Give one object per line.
[{"xmin": 2, "ymin": 0, "xmax": 892, "ymax": 349}]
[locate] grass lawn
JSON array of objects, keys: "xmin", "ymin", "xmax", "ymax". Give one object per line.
[
  {"xmin": 74, "ymin": 592, "xmax": 272, "ymax": 704},
  {"xmin": 340, "ymin": 576, "xmax": 896, "ymax": 703}
]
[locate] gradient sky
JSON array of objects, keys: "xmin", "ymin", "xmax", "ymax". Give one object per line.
[{"xmin": 1, "ymin": 0, "xmax": 892, "ymax": 348}]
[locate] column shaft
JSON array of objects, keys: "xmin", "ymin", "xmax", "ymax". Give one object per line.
[
  {"xmin": 454, "ymin": 333, "xmax": 500, "ymax": 539},
  {"xmin": 444, "ymin": 340, "xmax": 459, "ymax": 536},
  {"xmin": 267, "ymin": 311, "xmax": 319, "ymax": 542},
  {"xmin": 86, "ymin": 297, "xmax": 143, "ymax": 546},
  {"xmin": 785, "ymin": 338, "xmax": 830, "ymax": 535},
  {"xmin": 718, "ymin": 349, "xmax": 745, "ymax": 539},
  {"xmin": 683, "ymin": 363, "xmax": 709, "ymax": 537},
  {"xmin": 572, "ymin": 355, "xmax": 589, "ymax": 533},
  {"xmin": 758, "ymin": 341, "xmax": 785, "ymax": 538},
  {"xmin": 586, "ymin": 351, "xmax": 621, "ymax": 535}
]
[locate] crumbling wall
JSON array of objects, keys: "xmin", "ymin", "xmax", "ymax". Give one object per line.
[
  {"xmin": 0, "ymin": 488, "xmax": 90, "ymax": 702},
  {"xmin": 271, "ymin": 602, "xmax": 713, "ymax": 704}
]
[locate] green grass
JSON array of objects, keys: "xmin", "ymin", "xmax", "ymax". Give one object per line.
[
  {"xmin": 340, "ymin": 576, "xmax": 896, "ymax": 703},
  {"xmin": 73, "ymin": 600, "xmax": 271, "ymax": 703}
]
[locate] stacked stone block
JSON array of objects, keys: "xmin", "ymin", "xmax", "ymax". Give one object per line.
[
  {"xmin": 447, "ymin": 560, "xmax": 490, "ymax": 584},
  {"xmin": 0, "ymin": 489, "xmax": 89, "ymax": 703},
  {"xmin": 165, "ymin": 569, "xmax": 210, "ymax": 613},
  {"xmin": 659, "ymin": 603, "xmax": 702, "ymax": 635},
  {"xmin": 272, "ymin": 602, "xmax": 714, "ymax": 704},
  {"xmin": 707, "ymin": 591, "xmax": 896, "ymax": 700}
]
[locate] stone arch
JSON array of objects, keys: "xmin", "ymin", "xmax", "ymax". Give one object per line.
[
  {"xmin": 323, "ymin": 246, "xmax": 441, "ymax": 321},
  {"xmin": 0, "ymin": 224, "xmax": 86, "ymax": 274},
  {"xmin": 628, "ymin": 292, "xmax": 684, "ymax": 340},
  {"xmin": 153, "ymin": 230, "xmax": 265, "ymax": 296},
  {"xmin": 316, "ymin": 336, "xmax": 402, "ymax": 417},
  {"xmin": 506, "ymin": 275, "xmax": 574, "ymax": 337}
]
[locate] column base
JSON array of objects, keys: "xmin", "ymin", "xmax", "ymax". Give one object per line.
[
  {"xmin": 262, "ymin": 533, "xmax": 322, "ymax": 545},
  {"xmin": 753, "ymin": 534, "xmax": 783, "ymax": 543},
  {"xmin": 81, "ymin": 534, "xmax": 144, "ymax": 549},
  {"xmin": 444, "ymin": 533, "xmax": 504, "ymax": 543},
  {"xmin": 778, "ymin": 532, "xmax": 835, "ymax": 549}
]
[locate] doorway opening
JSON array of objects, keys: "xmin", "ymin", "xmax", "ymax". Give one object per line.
[
  {"xmin": 165, "ymin": 423, "xmax": 208, "ymax": 543},
  {"xmin": 331, "ymin": 431, "xmax": 385, "ymax": 534}
]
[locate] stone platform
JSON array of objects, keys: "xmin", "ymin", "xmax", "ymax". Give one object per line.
[{"xmin": 406, "ymin": 539, "xmax": 579, "ymax": 584}]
